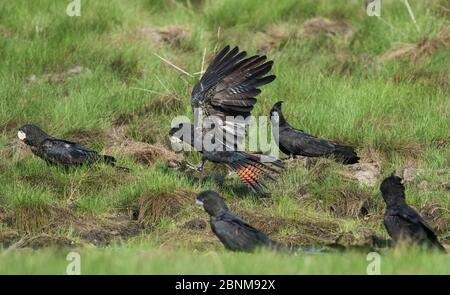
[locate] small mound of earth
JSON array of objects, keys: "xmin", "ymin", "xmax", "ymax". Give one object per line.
[
  {"xmin": 1, "ymin": 138, "xmax": 32, "ymax": 159},
  {"xmin": 136, "ymin": 190, "xmax": 194, "ymax": 228},
  {"xmin": 420, "ymin": 204, "xmax": 450, "ymax": 233},
  {"xmin": 0, "ymin": 25, "xmax": 12, "ymax": 38},
  {"xmin": 331, "ymin": 227, "xmax": 389, "ymax": 250},
  {"xmin": 27, "ymin": 66, "xmax": 92, "ymax": 83},
  {"xmin": 9, "ymin": 234, "xmax": 76, "ymax": 249},
  {"xmin": 0, "ymin": 230, "xmax": 21, "ymax": 248},
  {"xmin": 137, "ymin": 25, "xmax": 190, "ymax": 45},
  {"xmin": 342, "ymin": 149, "xmax": 383, "ymax": 187},
  {"xmin": 381, "ymin": 25, "xmax": 450, "ymax": 62},
  {"xmin": 181, "ymin": 218, "xmax": 207, "ymax": 231},
  {"xmin": 257, "ymin": 24, "xmax": 292, "ymax": 53},
  {"xmin": 301, "ymin": 17, "xmax": 354, "ymax": 38},
  {"xmin": 103, "ymin": 140, "xmax": 183, "ymax": 168}
]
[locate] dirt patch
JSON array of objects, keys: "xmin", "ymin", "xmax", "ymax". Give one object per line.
[
  {"xmin": 9, "ymin": 234, "xmax": 76, "ymax": 249},
  {"xmin": 331, "ymin": 227, "xmax": 389, "ymax": 250},
  {"xmin": 156, "ymin": 227, "xmax": 221, "ymax": 251},
  {"xmin": 235, "ymin": 209, "xmax": 341, "ymax": 247},
  {"xmin": 401, "ymin": 164, "xmax": 418, "ymax": 182},
  {"xmin": 328, "ymin": 185, "xmax": 373, "ymax": 218},
  {"xmin": 0, "ymin": 25, "xmax": 12, "ymax": 38},
  {"xmin": 136, "ymin": 190, "xmax": 194, "ymax": 228},
  {"xmin": 181, "ymin": 218, "xmax": 207, "ymax": 231},
  {"xmin": 420, "ymin": 204, "xmax": 450, "ymax": 233},
  {"xmin": 343, "ymin": 148, "xmax": 383, "ymax": 187},
  {"xmin": 442, "ymin": 182, "xmax": 450, "ymax": 192},
  {"xmin": 257, "ymin": 24, "xmax": 292, "ymax": 53},
  {"xmin": 6, "ymin": 206, "xmax": 141, "ymax": 247},
  {"xmin": 103, "ymin": 140, "xmax": 183, "ymax": 168},
  {"xmin": 76, "ymin": 216, "xmax": 141, "ymax": 246},
  {"xmin": 432, "ymin": 136, "xmax": 450, "ymax": 149},
  {"xmin": 381, "ymin": 25, "xmax": 450, "ymax": 61},
  {"xmin": 13, "ymin": 207, "xmax": 52, "ymax": 233},
  {"xmin": 0, "ymin": 230, "xmax": 21, "ymax": 248},
  {"xmin": 137, "ymin": 25, "xmax": 190, "ymax": 46},
  {"xmin": 27, "ymin": 66, "xmax": 92, "ymax": 83},
  {"xmin": 301, "ymin": 17, "xmax": 354, "ymax": 38},
  {"xmin": 1, "ymin": 138, "xmax": 32, "ymax": 159},
  {"xmin": 393, "ymin": 70, "xmax": 450, "ymax": 91}
]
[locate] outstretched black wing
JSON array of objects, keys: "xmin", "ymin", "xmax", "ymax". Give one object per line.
[
  {"xmin": 36, "ymin": 138, "xmax": 101, "ymax": 166},
  {"xmin": 191, "ymin": 45, "xmax": 276, "ymax": 150},
  {"xmin": 211, "ymin": 212, "xmax": 273, "ymax": 251}
]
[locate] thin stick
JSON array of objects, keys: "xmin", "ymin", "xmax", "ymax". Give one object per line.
[
  {"xmin": 199, "ymin": 47, "xmax": 207, "ymax": 78},
  {"xmin": 213, "ymin": 26, "xmax": 221, "ymax": 55},
  {"xmin": 155, "ymin": 75, "xmax": 171, "ymax": 93},
  {"xmin": 376, "ymin": 16, "xmax": 407, "ymax": 37},
  {"xmin": 130, "ymin": 87, "xmax": 161, "ymax": 95},
  {"xmin": 404, "ymin": 0, "xmax": 420, "ymax": 33},
  {"xmin": 153, "ymin": 52, "xmax": 194, "ymax": 77}
]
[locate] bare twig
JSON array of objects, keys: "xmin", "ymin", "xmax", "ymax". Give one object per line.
[
  {"xmin": 404, "ymin": 0, "xmax": 420, "ymax": 33},
  {"xmin": 376, "ymin": 16, "xmax": 407, "ymax": 37},
  {"xmin": 130, "ymin": 87, "xmax": 161, "ymax": 95},
  {"xmin": 213, "ymin": 26, "xmax": 222, "ymax": 56},
  {"xmin": 153, "ymin": 52, "xmax": 194, "ymax": 77},
  {"xmin": 199, "ymin": 47, "xmax": 207, "ymax": 78}
]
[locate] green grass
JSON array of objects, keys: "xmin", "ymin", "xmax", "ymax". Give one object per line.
[
  {"xmin": 1, "ymin": 246, "xmax": 449, "ymax": 275},
  {"xmin": 0, "ymin": 0, "xmax": 449, "ymax": 274}
]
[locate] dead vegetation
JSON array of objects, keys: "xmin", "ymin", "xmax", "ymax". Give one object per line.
[
  {"xmin": 235, "ymin": 209, "xmax": 340, "ymax": 246},
  {"xmin": 420, "ymin": 204, "xmax": 450, "ymax": 233},
  {"xmin": 8, "ymin": 234, "xmax": 76, "ymax": 249},
  {"xmin": 432, "ymin": 136, "xmax": 450, "ymax": 149},
  {"xmin": 342, "ymin": 148, "xmax": 383, "ymax": 187},
  {"xmin": 0, "ymin": 25, "xmax": 12, "ymax": 38},
  {"xmin": 0, "ymin": 206, "xmax": 142, "ymax": 247},
  {"xmin": 103, "ymin": 140, "xmax": 184, "ymax": 168},
  {"xmin": 393, "ymin": 70, "xmax": 450, "ymax": 91},
  {"xmin": 256, "ymin": 23, "xmax": 292, "ymax": 53},
  {"xmin": 27, "ymin": 66, "xmax": 92, "ymax": 83},
  {"xmin": 136, "ymin": 25, "xmax": 191, "ymax": 46},
  {"xmin": 136, "ymin": 190, "xmax": 194, "ymax": 228},
  {"xmin": 301, "ymin": 17, "xmax": 354, "ymax": 39},
  {"xmin": 381, "ymin": 25, "xmax": 450, "ymax": 61}
]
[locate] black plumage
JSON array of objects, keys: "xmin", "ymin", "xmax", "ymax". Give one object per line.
[
  {"xmin": 269, "ymin": 101, "xmax": 359, "ymax": 164},
  {"xmin": 380, "ymin": 175, "xmax": 446, "ymax": 252},
  {"xmin": 196, "ymin": 191, "xmax": 277, "ymax": 252},
  {"xmin": 169, "ymin": 123, "xmax": 283, "ymax": 194},
  {"xmin": 191, "ymin": 45, "xmax": 276, "ymax": 149},
  {"xmin": 169, "ymin": 45, "xmax": 283, "ymax": 194},
  {"xmin": 18, "ymin": 124, "xmax": 116, "ymax": 168}
]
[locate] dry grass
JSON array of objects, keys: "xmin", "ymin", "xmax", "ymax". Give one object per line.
[
  {"xmin": 103, "ymin": 140, "xmax": 184, "ymax": 167},
  {"xmin": 381, "ymin": 25, "xmax": 450, "ymax": 61},
  {"xmin": 301, "ymin": 17, "xmax": 354, "ymax": 39},
  {"xmin": 27, "ymin": 66, "xmax": 92, "ymax": 84},
  {"xmin": 136, "ymin": 189, "xmax": 195, "ymax": 228},
  {"xmin": 136, "ymin": 25, "xmax": 191, "ymax": 46}
]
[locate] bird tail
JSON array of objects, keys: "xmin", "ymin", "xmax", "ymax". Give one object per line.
[
  {"xmin": 229, "ymin": 152, "xmax": 284, "ymax": 195},
  {"xmin": 102, "ymin": 155, "xmax": 131, "ymax": 172},
  {"xmin": 332, "ymin": 144, "xmax": 359, "ymax": 164}
]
